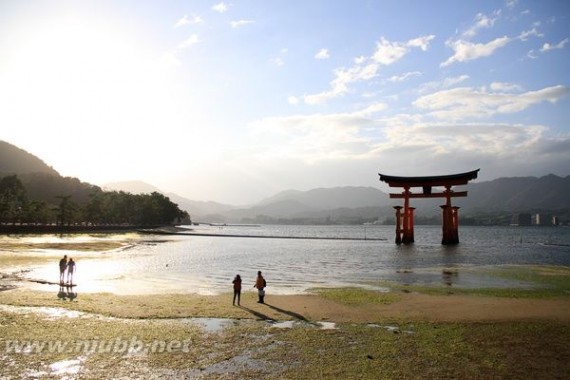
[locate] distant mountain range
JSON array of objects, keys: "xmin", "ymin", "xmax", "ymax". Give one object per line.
[
  {"xmin": 104, "ymin": 175, "xmax": 570, "ymax": 224},
  {"xmin": 2, "ymin": 139, "xmax": 569, "ymax": 224}
]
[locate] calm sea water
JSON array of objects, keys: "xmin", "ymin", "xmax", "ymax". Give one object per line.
[{"xmin": 21, "ymin": 225, "xmax": 570, "ymax": 295}]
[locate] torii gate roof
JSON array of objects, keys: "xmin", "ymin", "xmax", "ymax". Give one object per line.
[{"xmin": 378, "ymin": 169, "xmax": 479, "ymax": 188}]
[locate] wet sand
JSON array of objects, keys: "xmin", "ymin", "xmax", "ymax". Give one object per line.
[{"xmin": 1, "ymin": 288, "xmax": 569, "ymax": 323}]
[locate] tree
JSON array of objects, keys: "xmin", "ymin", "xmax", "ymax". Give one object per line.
[{"xmin": 0, "ymin": 175, "xmax": 27, "ymax": 224}]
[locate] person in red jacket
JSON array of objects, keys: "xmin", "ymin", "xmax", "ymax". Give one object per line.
[{"xmin": 254, "ymin": 271, "xmax": 266, "ymax": 304}]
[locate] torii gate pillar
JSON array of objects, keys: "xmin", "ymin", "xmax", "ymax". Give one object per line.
[{"xmin": 379, "ymin": 170, "xmax": 479, "ymax": 245}]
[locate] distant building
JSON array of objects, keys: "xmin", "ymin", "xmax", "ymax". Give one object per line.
[
  {"xmin": 511, "ymin": 213, "xmax": 531, "ymax": 226},
  {"xmin": 533, "ymin": 213, "xmax": 553, "ymax": 226}
]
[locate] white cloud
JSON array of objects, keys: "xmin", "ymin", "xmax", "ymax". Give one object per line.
[
  {"xmin": 175, "ymin": 15, "xmax": 190, "ymax": 28},
  {"xmin": 518, "ymin": 27, "xmax": 542, "ymax": 41},
  {"xmin": 388, "ymin": 71, "xmax": 421, "ymax": 82},
  {"xmin": 414, "ymin": 85, "xmax": 570, "ymax": 120},
  {"xmin": 463, "ymin": 12, "xmax": 499, "ymax": 38},
  {"xmin": 381, "ymin": 121, "xmax": 545, "ymax": 157},
  {"xmin": 287, "ymin": 96, "xmax": 299, "ymax": 105},
  {"xmin": 303, "ymin": 35, "xmax": 434, "ymax": 105},
  {"xmin": 489, "ymin": 82, "xmax": 523, "ymax": 92},
  {"xmin": 441, "ymin": 36, "xmax": 510, "ymax": 67},
  {"xmin": 407, "ymin": 35, "xmax": 436, "ymax": 51},
  {"xmin": 247, "ymin": 105, "xmax": 386, "ymax": 163},
  {"xmin": 212, "ymin": 2, "xmax": 229, "ymax": 13},
  {"xmin": 178, "ymin": 34, "xmax": 200, "ymax": 49},
  {"xmin": 175, "ymin": 15, "xmax": 204, "ymax": 28},
  {"xmin": 419, "ymin": 75, "xmax": 470, "ymax": 94},
  {"xmin": 270, "ymin": 57, "xmax": 284, "ymax": 66},
  {"xmin": 540, "ymin": 38, "xmax": 569, "ymax": 52},
  {"xmin": 231, "ymin": 20, "xmax": 254, "ymax": 28},
  {"xmin": 303, "ymin": 63, "xmax": 379, "ymax": 105},
  {"xmin": 315, "ymin": 48, "xmax": 330, "ymax": 60},
  {"xmin": 373, "ymin": 35, "xmax": 435, "ymax": 65},
  {"xmin": 354, "ymin": 56, "xmax": 366, "ymax": 64},
  {"xmin": 244, "ymin": 103, "xmax": 565, "ymax": 176},
  {"xmin": 353, "ymin": 102, "xmax": 388, "ymax": 117},
  {"xmin": 506, "ymin": 0, "xmax": 518, "ymax": 10},
  {"xmin": 527, "ymin": 49, "xmax": 538, "ymax": 59}
]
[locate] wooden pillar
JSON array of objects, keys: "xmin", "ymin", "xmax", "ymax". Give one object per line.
[
  {"xmin": 401, "ymin": 188, "xmax": 413, "ymax": 244},
  {"xmin": 407, "ymin": 207, "xmax": 415, "ymax": 243},
  {"xmin": 440, "ymin": 205, "xmax": 451, "ymax": 245},
  {"xmin": 441, "ymin": 186, "xmax": 459, "ymax": 245},
  {"xmin": 393, "ymin": 206, "xmax": 402, "ymax": 245},
  {"xmin": 451, "ymin": 206, "xmax": 460, "ymax": 244}
]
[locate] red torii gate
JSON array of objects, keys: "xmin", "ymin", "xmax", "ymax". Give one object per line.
[{"xmin": 378, "ymin": 169, "xmax": 479, "ymax": 245}]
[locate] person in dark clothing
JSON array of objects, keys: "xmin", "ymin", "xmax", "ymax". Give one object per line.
[
  {"xmin": 232, "ymin": 274, "xmax": 242, "ymax": 306},
  {"xmin": 59, "ymin": 255, "xmax": 67, "ymax": 284}
]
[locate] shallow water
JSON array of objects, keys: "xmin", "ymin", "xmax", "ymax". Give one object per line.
[{"xmin": 17, "ymin": 225, "xmax": 570, "ymax": 295}]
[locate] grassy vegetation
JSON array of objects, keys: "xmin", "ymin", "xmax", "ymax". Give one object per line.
[
  {"xmin": 312, "ymin": 287, "xmax": 401, "ymax": 306},
  {"xmin": 378, "ymin": 265, "xmax": 570, "ymax": 299},
  {"xmin": 265, "ymin": 321, "xmax": 570, "ymax": 379},
  {"xmin": 1, "ymin": 304, "xmax": 568, "ymax": 379}
]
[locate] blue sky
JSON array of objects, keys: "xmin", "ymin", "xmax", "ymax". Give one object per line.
[{"xmin": 0, "ymin": 0, "xmax": 569, "ymax": 204}]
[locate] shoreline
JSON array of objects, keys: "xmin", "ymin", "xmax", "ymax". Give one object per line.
[{"xmin": 1, "ymin": 285, "xmax": 569, "ymax": 323}]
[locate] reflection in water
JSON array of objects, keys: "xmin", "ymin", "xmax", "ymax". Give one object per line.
[
  {"xmin": 57, "ymin": 285, "xmax": 78, "ymax": 301},
  {"xmin": 442, "ymin": 268, "xmax": 459, "ymax": 286}
]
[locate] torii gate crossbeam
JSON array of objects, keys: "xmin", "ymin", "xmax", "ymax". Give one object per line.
[{"xmin": 379, "ymin": 169, "xmax": 479, "ymax": 245}]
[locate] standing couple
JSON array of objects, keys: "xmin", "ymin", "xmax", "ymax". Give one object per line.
[
  {"xmin": 58, "ymin": 255, "xmax": 76, "ymax": 285},
  {"xmin": 232, "ymin": 271, "xmax": 266, "ymax": 306}
]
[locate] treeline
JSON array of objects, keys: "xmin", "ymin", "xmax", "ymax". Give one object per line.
[{"xmin": 0, "ymin": 174, "xmax": 190, "ymax": 226}]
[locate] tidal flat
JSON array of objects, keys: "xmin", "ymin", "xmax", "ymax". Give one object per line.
[
  {"xmin": 1, "ymin": 233, "xmax": 569, "ymax": 378},
  {"xmin": 1, "ymin": 283, "xmax": 569, "ymax": 379}
]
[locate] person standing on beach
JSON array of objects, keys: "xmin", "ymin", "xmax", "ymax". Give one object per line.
[
  {"xmin": 59, "ymin": 255, "xmax": 67, "ymax": 284},
  {"xmin": 66, "ymin": 258, "xmax": 76, "ymax": 284},
  {"xmin": 232, "ymin": 274, "xmax": 242, "ymax": 306},
  {"xmin": 254, "ymin": 271, "xmax": 266, "ymax": 304}
]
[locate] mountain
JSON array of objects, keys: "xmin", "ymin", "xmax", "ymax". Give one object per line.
[
  {"xmin": 0, "ymin": 140, "xmax": 100, "ymax": 204},
  {"xmin": 101, "ymin": 176, "xmax": 570, "ymax": 224},
  {"xmin": 257, "ymin": 186, "xmax": 390, "ymax": 209},
  {"xmin": 166, "ymin": 193, "xmax": 234, "ymax": 222},
  {"xmin": 461, "ymin": 174, "xmax": 570, "ymax": 212},
  {"xmin": 103, "ymin": 180, "xmax": 162, "ymax": 194},
  {"xmin": 101, "ymin": 180, "xmax": 235, "ymax": 221},
  {"xmin": 0, "ymin": 140, "xmax": 59, "ymax": 176},
  {"xmin": 187, "ymin": 186, "xmax": 393, "ymax": 224},
  {"xmin": 2, "ymin": 140, "xmax": 568, "ymax": 224}
]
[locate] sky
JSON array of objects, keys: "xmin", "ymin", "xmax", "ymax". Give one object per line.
[{"xmin": 0, "ymin": 0, "xmax": 569, "ymax": 205}]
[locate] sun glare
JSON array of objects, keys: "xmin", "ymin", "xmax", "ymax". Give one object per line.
[{"xmin": 0, "ymin": 11, "xmax": 215, "ymax": 183}]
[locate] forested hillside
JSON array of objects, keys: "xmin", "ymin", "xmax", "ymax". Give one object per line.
[
  {"xmin": 0, "ymin": 141, "xmax": 59, "ymax": 177},
  {"xmin": 0, "ymin": 141, "xmax": 189, "ymax": 227}
]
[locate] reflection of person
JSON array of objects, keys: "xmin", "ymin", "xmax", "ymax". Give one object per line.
[
  {"xmin": 58, "ymin": 286, "xmax": 66, "ymax": 300},
  {"xmin": 59, "ymin": 255, "xmax": 67, "ymax": 284},
  {"xmin": 254, "ymin": 271, "xmax": 266, "ymax": 304},
  {"xmin": 232, "ymin": 274, "xmax": 242, "ymax": 306},
  {"xmin": 67, "ymin": 258, "xmax": 76, "ymax": 284},
  {"xmin": 66, "ymin": 288, "xmax": 78, "ymax": 301}
]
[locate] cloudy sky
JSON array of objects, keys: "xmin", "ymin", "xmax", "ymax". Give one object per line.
[{"xmin": 1, "ymin": 0, "xmax": 569, "ymax": 204}]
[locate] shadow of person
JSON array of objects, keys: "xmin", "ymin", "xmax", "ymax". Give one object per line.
[
  {"xmin": 57, "ymin": 286, "xmax": 67, "ymax": 300},
  {"xmin": 264, "ymin": 303, "xmax": 309, "ymax": 322},
  {"xmin": 66, "ymin": 285, "xmax": 78, "ymax": 301},
  {"xmin": 237, "ymin": 305, "xmax": 275, "ymax": 322}
]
